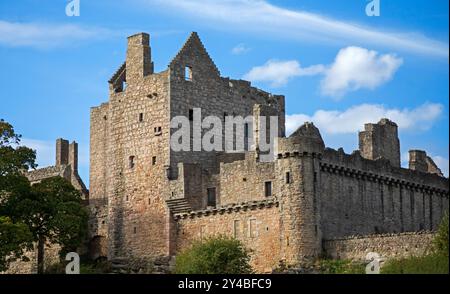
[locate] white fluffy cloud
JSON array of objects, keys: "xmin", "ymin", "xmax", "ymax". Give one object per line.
[
  {"xmin": 286, "ymin": 103, "xmax": 443, "ymax": 136},
  {"xmin": 243, "ymin": 59, "xmax": 325, "ymax": 87},
  {"xmin": 243, "ymin": 46, "xmax": 402, "ymax": 95},
  {"xmin": 321, "ymin": 47, "xmax": 403, "ymax": 97}
]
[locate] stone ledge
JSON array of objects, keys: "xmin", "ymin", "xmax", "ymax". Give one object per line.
[
  {"xmin": 320, "ymin": 162, "xmax": 448, "ymax": 196},
  {"xmin": 173, "ymin": 197, "xmax": 279, "ymax": 220},
  {"xmin": 323, "ymin": 230, "xmax": 435, "ymax": 242}
]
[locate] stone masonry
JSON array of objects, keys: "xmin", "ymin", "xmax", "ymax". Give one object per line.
[{"xmin": 89, "ymin": 32, "xmax": 449, "ymax": 272}]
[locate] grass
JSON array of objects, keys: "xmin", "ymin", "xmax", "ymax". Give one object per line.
[
  {"xmin": 317, "ymin": 259, "xmax": 366, "ymax": 274},
  {"xmin": 381, "ymin": 252, "xmax": 449, "ymax": 274}
]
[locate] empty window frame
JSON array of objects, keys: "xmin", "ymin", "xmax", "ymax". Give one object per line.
[
  {"xmin": 185, "ymin": 66, "xmax": 193, "ymax": 81},
  {"xmin": 264, "ymin": 181, "xmax": 272, "ymax": 197},
  {"xmin": 129, "ymin": 156, "xmax": 135, "ymax": 169},
  {"xmin": 285, "ymin": 172, "xmax": 291, "ymax": 184},
  {"xmin": 207, "ymin": 187, "xmax": 216, "ymax": 207}
]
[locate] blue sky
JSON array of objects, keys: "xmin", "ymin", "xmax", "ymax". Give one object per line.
[{"xmin": 0, "ymin": 0, "xmax": 448, "ymax": 183}]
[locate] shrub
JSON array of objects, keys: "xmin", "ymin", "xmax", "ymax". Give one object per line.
[
  {"xmin": 174, "ymin": 235, "xmax": 253, "ymax": 274},
  {"xmin": 433, "ymin": 212, "xmax": 449, "ymax": 255}
]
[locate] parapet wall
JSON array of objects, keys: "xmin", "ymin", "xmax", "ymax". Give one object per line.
[
  {"xmin": 323, "ymin": 231, "xmax": 435, "ymax": 261},
  {"xmin": 320, "ymin": 148, "xmax": 449, "ymax": 239}
]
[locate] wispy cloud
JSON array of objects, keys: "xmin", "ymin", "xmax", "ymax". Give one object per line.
[
  {"xmin": 286, "ymin": 102, "xmax": 443, "ymax": 136},
  {"xmin": 231, "ymin": 43, "xmax": 251, "ymax": 55},
  {"xmin": 147, "ymin": 0, "xmax": 449, "ymax": 59},
  {"xmin": 243, "ymin": 59, "xmax": 324, "ymax": 87},
  {"xmin": 0, "ymin": 20, "xmax": 116, "ymax": 49}
]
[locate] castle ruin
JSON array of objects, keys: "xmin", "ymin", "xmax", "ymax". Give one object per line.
[{"xmin": 86, "ymin": 32, "xmax": 449, "ymax": 272}]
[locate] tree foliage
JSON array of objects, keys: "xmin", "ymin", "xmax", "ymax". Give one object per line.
[
  {"xmin": 0, "ymin": 216, "xmax": 33, "ymax": 272},
  {"xmin": 174, "ymin": 235, "xmax": 253, "ymax": 274},
  {"xmin": 0, "ymin": 119, "xmax": 88, "ymax": 273}
]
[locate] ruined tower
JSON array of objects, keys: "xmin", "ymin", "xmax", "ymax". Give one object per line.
[{"xmin": 359, "ymin": 118, "xmax": 401, "ymax": 167}]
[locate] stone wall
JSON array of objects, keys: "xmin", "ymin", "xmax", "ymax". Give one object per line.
[
  {"xmin": 174, "ymin": 199, "xmax": 280, "ymax": 273},
  {"xmin": 89, "ymin": 33, "xmax": 173, "ymax": 260},
  {"xmin": 323, "ymin": 231, "xmax": 435, "ymax": 261},
  {"xmin": 168, "ymin": 32, "xmax": 285, "ymax": 171},
  {"xmin": 320, "ymin": 148, "xmax": 449, "ymax": 239},
  {"xmin": 2, "ymin": 243, "xmax": 61, "ymax": 274}
]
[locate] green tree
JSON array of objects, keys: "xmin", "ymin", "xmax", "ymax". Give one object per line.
[
  {"xmin": 6, "ymin": 177, "xmax": 88, "ymax": 274},
  {"xmin": 0, "ymin": 216, "xmax": 33, "ymax": 272},
  {"xmin": 174, "ymin": 235, "xmax": 253, "ymax": 274},
  {"xmin": 0, "ymin": 119, "xmax": 35, "ymax": 272}
]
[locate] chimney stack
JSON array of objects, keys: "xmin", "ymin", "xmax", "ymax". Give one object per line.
[{"xmin": 126, "ymin": 33, "xmax": 153, "ymax": 83}]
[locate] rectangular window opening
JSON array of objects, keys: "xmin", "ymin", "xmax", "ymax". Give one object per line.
[
  {"xmin": 207, "ymin": 187, "xmax": 216, "ymax": 207},
  {"xmin": 139, "ymin": 113, "xmax": 143, "ymax": 122},
  {"xmin": 152, "ymin": 156, "xmax": 157, "ymax": 165},
  {"xmin": 285, "ymin": 172, "xmax": 291, "ymax": 184},
  {"xmin": 129, "ymin": 156, "xmax": 135, "ymax": 169},
  {"xmin": 265, "ymin": 181, "xmax": 272, "ymax": 197},
  {"xmin": 185, "ymin": 66, "xmax": 193, "ymax": 81}
]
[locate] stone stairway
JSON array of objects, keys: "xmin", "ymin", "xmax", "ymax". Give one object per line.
[{"xmin": 166, "ymin": 198, "xmax": 192, "ymax": 214}]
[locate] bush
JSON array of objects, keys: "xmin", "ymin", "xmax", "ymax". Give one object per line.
[
  {"xmin": 174, "ymin": 235, "xmax": 253, "ymax": 274},
  {"xmin": 433, "ymin": 212, "xmax": 449, "ymax": 255}
]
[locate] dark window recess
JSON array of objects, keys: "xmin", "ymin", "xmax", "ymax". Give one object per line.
[
  {"xmin": 152, "ymin": 156, "xmax": 157, "ymax": 165},
  {"xmin": 189, "ymin": 109, "xmax": 194, "ymax": 121},
  {"xmin": 129, "ymin": 156, "xmax": 135, "ymax": 169},
  {"xmin": 133, "ymin": 227, "xmax": 137, "ymax": 234},
  {"xmin": 285, "ymin": 172, "xmax": 291, "ymax": 184},
  {"xmin": 265, "ymin": 181, "xmax": 272, "ymax": 197},
  {"xmin": 139, "ymin": 113, "xmax": 143, "ymax": 122},
  {"xmin": 223, "ymin": 112, "xmax": 228, "ymax": 121},
  {"xmin": 244, "ymin": 123, "xmax": 249, "ymax": 138},
  {"xmin": 207, "ymin": 188, "xmax": 216, "ymax": 207},
  {"xmin": 154, "ymin": 126, "xmax": 162, "ymax": 134},
  {"xmin": 314, "ymin": 172, "xmax": 317, "ymax": 182}
]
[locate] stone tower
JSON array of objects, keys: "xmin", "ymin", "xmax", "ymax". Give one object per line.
[
  {"xmin": 276, "ymin": 122, "xmax": 325, "ymax": 265},
  {"xmin": 359, "ymin": 118, "xmax": 401, "ymax": 167}
]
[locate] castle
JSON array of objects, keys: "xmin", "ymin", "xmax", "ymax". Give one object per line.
[{"xmin": 85, "ymin": 32, "xmax": 449, "ymax": 272}]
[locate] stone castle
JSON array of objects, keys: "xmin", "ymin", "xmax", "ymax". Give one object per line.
[
  {"xmin": 8, "ymin": 32, "xmax": 447, "ymax": 274},
  {"xmin": 85, "ymin": 32, "xmax": 449, "ymax": 272}
]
